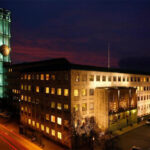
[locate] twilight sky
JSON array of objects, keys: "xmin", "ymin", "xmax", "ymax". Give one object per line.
[{"xmin": 1, "ymin": 0, "xmax": 150, "ymax": 71}]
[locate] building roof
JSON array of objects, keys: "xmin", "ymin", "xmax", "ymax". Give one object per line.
[{"xmin": 11, "ymin": 58, "xmax": 150, "ymax": 76}]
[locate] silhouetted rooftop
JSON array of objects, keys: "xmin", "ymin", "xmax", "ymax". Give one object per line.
[{"xmin": 11, "ymin": 58, "xmax": 150, "ymax": 75}]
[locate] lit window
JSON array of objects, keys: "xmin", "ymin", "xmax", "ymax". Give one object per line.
[
  {"xmin": 51, "ymin": 88, "xmax": 55, "ymax": 94},
  {"xmin": 36, "ymin": 123, "xmax": 39, "ymax": 128},
  {"xmin": 41, "ymin": 124, "xmax": 44, "ymax": 131},
  {"xmin": 51, "ymin": 129, "xmax": 55, "ymax": 136},
  {"xmin": 46, "ymin": 74, "xmax": 49, "ymax": 80},
  {"xmin": 51, "ymin": 115, "xmax": 55, "ymax": 123},
  {"xmin": 28, "ymin": 119, "xmax": 31, "ymax": 125},
  {"xmin": 74, "ymin": 89, "xmax": 79, "ymax": 96},
  {"xmin": 28, "ymin": 74, "xmax": 31, "ymax": 80},
  {"xmin": 46, "ymin": 127, "xmax": 49, "ymax": 134},
  {"xmin": 74, "ymin": 104, "xmax": 79, "ymax": 112},
  {"xmin": 21, "ymin": 95, "xmax": 24, "ymax": 100},
  {"xmin": 57, "ymin": 88, "xmax": 62, "ymax": 95},
  {"xmin": 82, "ymin": 103, "xmax": 87, "ymax": 111},
  {"xmin": 81, "ymin": 89, "xmax": 87, "ymax": 96},
  {"xmin": 25, "ymin": 96, "xmax": 27, "ymax": 101},
  {"xmin": 51, "ymin": 75, "xmax": 55, "ymax": 80},
  {"xmin": 32, "ymin": 121, "xmax": 35, "ymax": 127},
  {"xmin": 51, "ymin": 102, "xmax": 55, "ymax": 109},
  {"xmin": 28, "ymin": 96, "xmax": 31, "ymax": 102},
  {"xmin": 21, "ymin": 84, "xmax": 23, "ymax": 90},
  {"xmin": 89, "ymin": 89, "xmax": 94, "ymax": 96},
  {"xmin": 36, "ymin": 86, "xmax": 40, "ymax": 93},
  {"xmin": 24, "ymin": 74, "xmax": 27, "ymax": 80},
  {"xmin": 28, "ymin": 85, "xmax": 31, "ymax": 91},
  {"xmin": 21, "ymin": 106, "xmax": 24, "ymax": 111},
  {"xmin": 45, "ymin": 87, "xmax": 49, "ymax": 94},
  {"xmin": 25, "ymin": 107, "xmax": 27, "ymax": 112},
  {"xmin": 57, "ymin": 117, "xmax": 62, "ymax": 125},
  {"xmin": 57, "ymin": 103, "xmax": 62, "ymax": 110},
  {"xmin": 46, "ymin": 114, "xmax": 49, "ymax": 121},
  {"xmin": 24, "ymin": 85, "xmax": 27, "ymax": 91},
  {"xmin": 57, "ymin": 132, "xmax": 62, "ymax": 140},
  {"xmin": 40, "ymin": 74, "xmax": 44, "ymax": 80},
  {"xmin": 75, "ymin": 74, "xmax": 80, "ymax": 82},
  {"xmin": 64, "ymin": 104, "xmax": 69, "ymax": 110},
  {"xmin": 64, "ymin": 89, "xmax": 69, "ymax": 96},
  {"xmin": 89, "ymin": 75, "xmax": 94, "ymax": 81}
]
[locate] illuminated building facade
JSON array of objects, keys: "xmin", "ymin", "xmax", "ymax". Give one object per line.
[
  {"xmin": 0, "ymin": 8, "xmax": 11, "ymax": 98},
  {"xmin": 95, "ymin": 87, "xmax": 137, "ymax": 131},
  {"xmin": 9, "ymin": 58, "xmax": 150, "ymax": 148}
]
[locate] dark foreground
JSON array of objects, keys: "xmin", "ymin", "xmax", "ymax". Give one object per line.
[{"xmin": 118, "ymin": 125, "xmax": 150, "ymax": 150}]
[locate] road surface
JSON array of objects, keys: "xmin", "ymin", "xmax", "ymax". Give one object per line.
[{"xmin": 0, "ymin": 123, "xmax": 42, "ymax": 150}]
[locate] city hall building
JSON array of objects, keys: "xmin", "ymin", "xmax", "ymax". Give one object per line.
[{"xmin": 8, "ymin": 58, "xmax": 150, "ymax": 148}]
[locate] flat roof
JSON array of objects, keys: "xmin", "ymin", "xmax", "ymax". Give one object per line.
[{"xmin": 11, "ymin": 58, "xmax": 150, "ymax": 76}]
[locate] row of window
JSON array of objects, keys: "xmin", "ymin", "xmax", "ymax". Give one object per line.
[
  {"xmin": 75, "ymin": 74, "xmax": 150, "ymax": 83},
  {"xmin": 27, "ymin": 119, "xmax": 62, "ymax": 139},
  {"xmin": 21, "ymin": 73, "xmax": 68, "ymax": 81},
  {"xmin": 21, "ymin": 85, "xmax": 69, "ymax": 96},
  {"xmin": 22, "ymin": 108, "xmax": 69, "ymax": 127},
  {"xmin": 74, "ymin": 103, "xmax": 94, "ymax": 112},
  {"xmin": 137, "ymin": 95, "xmax": 150, "ymax": 101},
  {"xmin": 138, "ymin": 104, "xmax": 150, "ymax": 111},
  {"xmin": 74, "ymin": 89, "xmax": 94, "ymax": 97},
  {"xmin": 12, "ymin": 89, "xmax": 20, "ymax": 94},
  {"xmin": 21, "ymin": 100, "xmax": 69, "ymax": 110}
]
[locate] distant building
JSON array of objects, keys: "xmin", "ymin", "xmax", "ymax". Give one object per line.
[
  {"xmin": 0, "ymin": 8, "xmax": 11, "ymax": 98},
  {"xmin": 8, "ymin": 58, "xmax": 150, "ymax": 148}
]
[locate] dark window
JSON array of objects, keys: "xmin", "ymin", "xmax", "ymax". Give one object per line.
[{"xmin": 89, "ymin": 89, "xmax": 94, "ymax": 96}]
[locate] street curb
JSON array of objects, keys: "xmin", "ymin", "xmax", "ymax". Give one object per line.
[{"xmin": 113, "ymin": 121, "xmax": 145, "ymax": 137}]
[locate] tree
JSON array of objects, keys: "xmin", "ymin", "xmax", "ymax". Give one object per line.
[{"xmin": 71, "ymin": 110, "xmax": 102, "ymax": 149}]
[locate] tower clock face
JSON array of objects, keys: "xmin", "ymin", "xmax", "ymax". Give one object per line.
[{"xmin": 0, "ymin": 44, "xmax": 10, "ymax": 56}]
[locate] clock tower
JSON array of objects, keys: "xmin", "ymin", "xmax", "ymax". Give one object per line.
[{"xmin": 0, "ymin": 8, "xmax": 11, "ymax": 98}]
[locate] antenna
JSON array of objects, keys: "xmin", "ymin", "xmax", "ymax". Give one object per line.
[{"xmin": 108, "ymin": 42, "xmax": 110, "ymax": 69}]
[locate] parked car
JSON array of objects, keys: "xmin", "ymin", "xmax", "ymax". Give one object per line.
[
  {"xmin": 130, "ymin": 146, "xmax": 141, "ymax": 150},
  {"xmin": 146, "ymin": 118, "xmax": 150, "ymax": 125}
]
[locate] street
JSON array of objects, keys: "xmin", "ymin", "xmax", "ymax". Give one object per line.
[
  {"xmin": 0, "ymin": 123, "xmax": 41, "ymax": 150},
  {"xmin": 0, "ymin": 117, "xmax": 66, "ymax": 150},
  {"xmin": 118, "ymin": 125, "xmax": 150, "ymax": 150},
  {"xmin": 1, "ymin": 116, "xmax": 150, "ymax": 150}
]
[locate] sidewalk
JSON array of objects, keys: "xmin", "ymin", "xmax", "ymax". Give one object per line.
[{"xmin": 113, "ymin": 121, "xmax": 145, "ymax": 136}]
